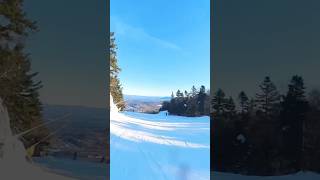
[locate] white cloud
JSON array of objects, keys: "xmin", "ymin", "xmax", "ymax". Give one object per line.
[{"xmin": 111, "ymin": 16, "xmax": 182, "ymax": 50}]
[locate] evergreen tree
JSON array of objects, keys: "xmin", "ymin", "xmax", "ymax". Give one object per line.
[
  {"xmin": 238, "ymin": 91, "xmax": 249, "ymax": 115},
  {"xmin": 212, "ymin": 89, "xmax": 226, "ymax": 116},
  {"xmin": 191, "ymin": 85, "xmax": 197, "ymax": 97},
  {"xmin": 110, "ymin": 32, "xmax": 125, "ymax": 110},
  {"xmin": 160, "ymin": 101, "xmax": 170, "ymax": 113},
  {"xmin": 173, "ymin": 90, "xmax": 184, "ymax": 115},
  {"xmin": 198, "ymin": 85, "xmax": 207, "ymax": 115},
  {"xmin": 280, "ymin": 75, "xmax": 309, "ymax": 171},
  {"xmin": 176, "ymin": 89, "xmax": 183, "ymax": 98},
  {"xmin": 184, "ymin": 90, "xmax": 189, "ymax": 98},
  {"xmin": 0, "ymin": 0, "xmax": 48, "ymax": 147},
  {"xmin": 224, "ymin": 96, "xmax": 236, "ymax": 118},
  {"xmin": 0, "ymin": 0, "xmax": 37, "ymax": 43},
  {"xmin": 110, "ymin": 32, "xmax": 120, "ymax": 77},
  {"xmin": 162, "ymin": 86, "xmax": 210, "ymax": 116},
  {"xmin": 255, "ymin": 76, "xmax": 280, "ymax": 117},
  {"xmin": 281, "ymin": 76, "xmax": 308, "ymax": 125}
]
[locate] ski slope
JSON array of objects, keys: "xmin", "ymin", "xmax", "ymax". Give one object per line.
[
  {"xmin": 212, "ymin": 171, "xmax": 320, "ymax": 180},
  {"xmin": 110, "ymin": 97, "xmax": 210, "ymax": 180}
]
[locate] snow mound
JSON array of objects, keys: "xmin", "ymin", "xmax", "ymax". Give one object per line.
[{"xmin": 0, "ymin": 98, "xmax": 74, "ymax": 179}]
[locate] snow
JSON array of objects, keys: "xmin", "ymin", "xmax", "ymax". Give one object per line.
[
  {"xmin": 33, "ymin": 157, "xmax": 108, "ymax": 180},
  {"xmin": 110, "ymin": 95, "xmax": 210, "ymax": 180},
  {"xmin": 212, "ymin": 171, "xmax": 320, "ymax": 180},
  {"xmin": 111, "ymin": 95, "xmax": 320, "ymax": 180},
  {"xmin": 0, "ymin": 161, "xmax": 75, "ymax": 180},
  {"xmin": 0, "ymin": 98, "xmax": 74, "ymax": 179}
]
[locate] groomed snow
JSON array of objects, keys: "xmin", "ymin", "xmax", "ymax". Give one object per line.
[
  {"xmin": 0, "ymin": 160, "xmax": 75, "ymax": 180},
  {"xmin": 212, "ymin": 171, "xmax": 320, "ymax": 180},
  {"xmin": 110, "ymin": 96, "xmax": 210, "ymax": 180},
  {"xmin": 111, "ymin": 111, "xmax": 209, "ymax": 149}
]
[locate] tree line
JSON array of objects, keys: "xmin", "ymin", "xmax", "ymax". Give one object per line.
[
  {"xmin": 160, "ymin": 85, "xmax": 210, "ymax": 116},
  {"xmin": 212, "ymin": 75, "xmax": 320, "ymax": 175}
]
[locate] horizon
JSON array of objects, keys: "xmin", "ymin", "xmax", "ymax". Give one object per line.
[
  {"xmin": 41, "ymin": 94, "xmax": 170, "ymax": 108},
  {"xmin": 123, "ymin": 94, "xmax": 170, "ymax": 98},
  {"xmin": 123, "ymin": 85, "xmax": 210, "ymax": 98}
]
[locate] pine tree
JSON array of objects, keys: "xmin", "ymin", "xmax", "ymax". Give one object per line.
[
  {"xmin": 255, "ymin": 76, "xmax": 280, "ymax": 117},
  {"xmin": 169, "ymin": 91, "xmax": 176, "ymax": 114},
  {"xmin": 184, "ymin": 90, "xmax": 189, "ymax": 98},
  {"xmin": 224, "ymin": 96, "xmax": 236, "ymax": 118},
  {"xmin": 198, "ymin": 85, "xmax": 207, "ymax": 115},
  {"xmin": 176, "ymin": 89, "xmax": 183, "ymax": 98},
  {"xmin": 110, "ymin": 32, "xmax": 120, "ymax": 77},
  {"xmin": 160, "ymin": 101, "xmax": 170, "ymax": 112},
  {"xmin": 191, "ymin": 85, "xmax": 197, "ymax": 97},
  {"xmin": 164, "ymin": 86, "xmax": 210, "ymax": 116},
  {"xmin": 174, "ymin": 90, "xmax": 185, "ymax": 115},
  {"xmin": 0, "ymin": 0, "xmax": 47, "ymax": 147},
  {"xmin": 110, "ymin": 32, "xmax": 125, "ymax": 110},
  {"xmin": 0, "ymin": 0, "xmax": 37, "ymax": 43},
  {"xmin": 280, "ymin": 75, "xmax": 309, "ymax": 171},
  {"xmin": 238, "ymin": 91, "xmax": 249, "ymax": 115},
  {"xmin": 212, "ymin": 89, "xmax": 226, "ymax": 116}
]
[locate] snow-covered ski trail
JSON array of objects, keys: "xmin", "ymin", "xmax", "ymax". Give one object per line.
[{"xmin": 110, "ymin": 96, "xmax": 210, "ymax": 180}]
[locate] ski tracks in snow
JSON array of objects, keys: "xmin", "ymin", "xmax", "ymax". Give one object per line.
[{"xmin": 110, "ymin": 111, "xmax": 209, "ymax": 149}]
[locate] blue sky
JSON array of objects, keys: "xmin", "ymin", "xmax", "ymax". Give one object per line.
[
  {"xmin": 213, "ymin": 0, "xmax": 319, "ymax": 99},
  {"xmin": 111, "ymin": 0, "xmax": 210, "ymax": 97},
  {"xmin": 25, "ymin": 1, "xmax": 106, "ymax": 108}
]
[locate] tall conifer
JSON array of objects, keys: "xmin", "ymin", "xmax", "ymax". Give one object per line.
[
  {"xmin": 110, "ymin": 32, "xmax": 125, "ymax": 110},
  {"xmin": 0, "ymin": 0, "xmax": 47, "ymax": 146}
]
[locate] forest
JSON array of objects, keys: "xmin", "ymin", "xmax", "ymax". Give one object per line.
[
  {"xmin": 212, "ymin": 75, "xmax": 320, "ymax": 175},
  {"xmin": 160, "ymin": 85, "xmax": 210, "ymax": 116}
]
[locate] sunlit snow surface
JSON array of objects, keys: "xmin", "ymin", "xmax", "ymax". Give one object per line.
[
  {"xmin": 110, "ymin": 96, "xmax": 210, "ymax": 180},
  {"xmin": 0, "ymin": 98, "xmax": 74, "ymax": 180}
]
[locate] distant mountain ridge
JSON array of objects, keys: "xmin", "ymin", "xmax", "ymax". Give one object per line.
[
  {"xmin": 41, "ymin": 104, "xmax": 108, "ymax": 161},
  {"xmin": 124, "ymin": 95, "xmax": 171, "ymax": 103},
  {"xmin": 124, "ymin": 95, "xmax": 171, "ymax": 113}
]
